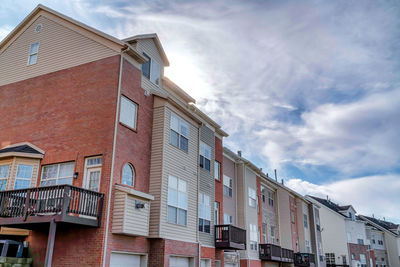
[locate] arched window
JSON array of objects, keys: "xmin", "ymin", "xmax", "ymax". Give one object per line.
[{"xmin": 122, "ymin": 163, "xmax": 135, "ymax": 186}]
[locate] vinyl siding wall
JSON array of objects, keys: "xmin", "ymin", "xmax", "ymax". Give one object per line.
[
  {"xmin": 158, "ymin": 104, "xmax": 199, "ymax": 242},
  {"xmin": 198, "ymin": 125, "xmax": 215, "ymax": 247},
  {"xmin": 261, "ymin": 184, "xmax": 278, "ymax": 245},
  {"xmin": 0, "ymin": 14, "xmax": 118, "ymax": 86},
  {"xmin": 222, "ymin": 155, "xmax": 237, "ymax": 226},
  {"xmin": 277, "ymin": 187, "xmax": 293, "ymax": 250}
]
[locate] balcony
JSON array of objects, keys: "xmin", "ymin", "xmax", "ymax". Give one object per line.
[
  {"xmin": 259, "ymin": 244, "xmax": 282, "ymax": 261},
  {"xmin": 215, "ymin": 225, "xmax": 246, "ymax": 250},
  {"xmin": 281, "ymin": 247, "xmax": 294, "ymax": 263},
  {"xmin": 294, "ymin": 253, "xmax": 315, "ymax": 267},
  {"xmin": 0, "ymin": 185, "xmax": 104, "ymax": 228}
]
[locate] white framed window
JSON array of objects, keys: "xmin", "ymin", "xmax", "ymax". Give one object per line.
[
  {"xmin": 306, "ymin": 240, "xmax": 311, "ymax": 253},
  {"xmin": 41, "ymin": 162, "xmax": 74, "ymax": 186},
  {"xmin": 357, "ymin": 234, "xmax": 364, "ymax": 245},
  {"xmin": 360, "ymin": 254, "xmax": 367, "ymax": 267},
  {"xmin": 84, "ymin": 157, "xmax": 102, "ymax": 192},
  {"xmin": 214, "ymin": 161, "xmax": 220, "ymax": 180},
  {"xmin": 325, "ymin": 253, "xmax": 335, "ymax": 264},
  {"xmin": 15, "ymin": 164, "xmax": 33, "ymax": 189},
  {"xmin": 141, "ymin": 53, "xmax": 161, "ymax": 86},
  {"xmin": 198, "ymin": 193, "xmax": 211, "ymax": 233},
  {"xmin": 28, "ymin": 42, "xmax": 39, "ymax": 65},
  {"xmin": 347, "ymin": 232, "xmax": 352, "ymax": 242},
  {"xmin": 0, "ymin": 164, "xmax": 10, "ymax": 191},
  {"xmin": 167, "ymin": 175, "xmax": 187, "ymax": 226},
  {"xmin": 223, "ymin": 175, "xmax": 232, "ymax": 197},
  {"xmin": 214, "ymin": 202, "xmax": 219, "ymax": 225},
  {"xmin": 223, "ymin": 213, "xmax": 232, "ymax": 224},
  {"xmin": 249, "ymin": 224, "xmax": 258, "ymax": 250},
  {"xmin": 122, "ymin": 163, "xmax": 135, "ymax": 187},
  {"xmin": 199, "ymin": 142, "xmax": 211, "ymax": 171},
  {"xmin": 248, "ymin": 187, "xmax": 257, "ymax": 208},
  {"xmin": 120, "ymin": 96, "xmax": 138, "ymax": 130},
  {"xmin": 262, "ymin": 223, "xmax": 267, "ymax": 243},
  {"xmin": 270, "ymin": 225, "xmax": 275, "ymax": 243},
  {"xmin": 170, "ymin": 113, "xmax": 189, "ymax": 152},
  {"xmin": 304, "ymin": 214, "xmax": 308, "ymax": 228},
  {"xmin": 261, "ymin": 186, "xmax": 266, "ymax": 202}
]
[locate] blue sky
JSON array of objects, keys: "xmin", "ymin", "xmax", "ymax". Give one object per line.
[{"xmin": 1, "ymin": 0, "xmax": 399, "ymax": 223}]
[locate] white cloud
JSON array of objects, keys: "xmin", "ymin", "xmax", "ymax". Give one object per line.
[
  {"xmin": 0, "ymin": 25, "xmax": 13, "ymax": 40},
  {"xmin": 286, "ymin": 174, "xmax": 400, "ymax": 223}
]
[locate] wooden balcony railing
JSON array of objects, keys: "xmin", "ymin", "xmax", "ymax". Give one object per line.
[
  {"xmin": 0, "ymin": 185, "xmax": 104, "ymax": 227},
  {"xmin": 259, "ymin": 243, "xmax": 282, "ymax": 261},
  {"xmin": 294, "ymin": 253, "xmax": 315, "ymax": 266},
  {"xmin": 215, "ymin": 224, "xmax": 246, "ymax": 250}
]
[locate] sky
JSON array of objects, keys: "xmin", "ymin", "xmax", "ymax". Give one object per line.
[{"xmin": 1, "ymin": 0, "xmax": 399, "ymax": 223}]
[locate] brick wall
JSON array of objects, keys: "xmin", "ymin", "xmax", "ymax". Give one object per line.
[
  {"xmin": 348, "ymin": 243, "xmax": 370, "ymax": 266},
  {"xmin": 201, "ymin": 246, "xmax": 216, "ymax": 267},
  {"xmin": 148, "ymin": 239, "xmax": 198, "ymax": 267},
  {"xmin": 0, "ymin": 55, "xmax": 121, "ymax": 267}
]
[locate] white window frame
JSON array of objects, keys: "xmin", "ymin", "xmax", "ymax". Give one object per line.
[
  {"xmin": 199, "ymin": 141, "xmax": 211, "ymax": 171},
  {"xmin": 27, "ymin": 42, "xmax": 39, "ymax": 65},
  {"xmin": 141, "ymin": 53, "xmax": 161, "ymax": 86},
  {"xmin": 14, "ymin": 164, "xmax": 34, "ymax": 189},
  {"xmin": 83, "ymin": 157, "xmax": 102, "ymax": 192},
  {"xmin": 270, "ymin": 225, "xmax": 275, "ymax": 244},
  {"xmin": 262, "ymin": 223, "xmax": 267, "ymax": 243},
  {"xmin": 41, "ymin": 162, "xmax": 74, "ymax": 186},
  {"xmin": 167, "ymin": 175, "xmax": 187, "ymax": 226},
  {"xmin": 121, "ymin": 163, "xmax": 135, "ymax": 187},
  {"xmin": 249, "ymin": 224, "xmax": 258, "ymax": 250},
  {"xmin": 170, "ymin": 113, "xmax": 190, "ymax": 152},
  {"xmin": 223, "ymin": 213, "xmax": 232, "ymax": 224},
  {"xmin": 268, "ymin": 190, "xmax": 274, "ymax": 206},
  {"xmin": 248, "ymin": 187, "xmax": 257, "ymax": 208},
  {"xmin": 0, "ymin": 164, "xmax": 10, "ymax": 191},
  {"xmin": 198, "ymin": 193, "xmax": 211, "ymax": 233},
  {"xmin": 214, "ymin": 161, "xmax": 220, "ymax": 180},
  {"xmin": 223, "ymin": 175, "xmax": 232, "ymax": 197},
  {"xmin": 119, "ymin": 96, "xmax": 138, "ymax": 130}
]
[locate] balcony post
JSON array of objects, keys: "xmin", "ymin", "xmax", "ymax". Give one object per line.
[
  {"xmin": 23, "ymin": 189, "xmax": 31, "ymax": 221},
  {"xmin": 44, "ymin": 218, "xmax": 57, "ymax": 267},
  {"xmin": 61, "ymin": 185, "xmax": 71, "ymax": 220}
]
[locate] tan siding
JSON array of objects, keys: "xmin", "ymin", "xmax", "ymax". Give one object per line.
[
  {"xmin": 8, "ymin": 157, "xmax": 40, "ymax": 190},
  {"xmin": 136, "ymin": 39, "xmax": 166, "ymax": 94},
  {"xmin": 148, "ymin": 105, "xmax": 165, "ymax": 237},
  {"xmin": 0, "ymin": 15, "xmax": 118, "ymax": 86},
  {"xmin": 159, "ymin": 105, "xmax": 199, "ymax": 242},
  {"xmin": 112, "ymin": 189, "xmax": 151, "ymax": 237},
  {"xmin": 0, "ymin": 158, "xmax": 13, "ymax": 190}
]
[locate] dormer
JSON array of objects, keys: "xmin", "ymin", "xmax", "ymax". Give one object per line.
[
  {"xmin": 123, "ymin": 34, "xmax": 169, "ymax": 93},
  {"xmin": 340, "ymin": 205, "xmax": 356, "ymax": 220}
]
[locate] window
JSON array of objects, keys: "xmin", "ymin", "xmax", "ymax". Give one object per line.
[
  {"xmin": 223, "ymin": 213, "xmax": 232, "ymax": 224},
  {"xmin": 198, "ymin": 193, "xmax": 211, "ymax": 233},
  {"xmin": 372, "ymin": 239, "xmax": 375, "ymax": 244},
  {"xmin": 170, "ymin": 113, "xmax": 189, "ymax": 152},
  {"xmin": 342, "ymin": 255, "xmax": 347, "ymax": 264},
  {"xmin": 304, "ymin": 214, "xmax": 308, "ymax": 228},
  {"xmin": 357, "ymin": 234, "xmax": 364, "ymax": 245},
  {"xmin": 261, "ymin": 186, "xmax": 266, "ymax": 202},
  {"xmin": 41, "ymin": 162, "xmax": 74, "ymax": 186},
  {"xmin": 214, "ymin": 202, "xmax": 219, "ymax": 225},
  {"xmin": 122, "ymin": 163, "xmax": 135, "ymax": 186},
  {"xmin": 347, "ymin": 232, "xmax": 352, "ymax": 242},
  {"xmin": 351, "ymin": 253, "xmax": 355, "ymax": 260},
  {"xmin": 270, "ymin": 226, "xmax": 275, "ymax": 243},
  {"xmin": 167, "ymin": 176, "xmax": 187, "ymax": 225},
  {"xmin": 268, "ymin": 190, "xmax": 274, "ymax": 206},
  {"xmin": 360, "ymin": 254, "xmax": 367, "ymax": 267},
  {"xmin": 0, "ymin": 165, "xmax": 10, "ymax": 190},
  {"xmin": 305, "ymin": 240, "xmax": 311, "ymax": 253},
  {"xmin": 84, "ymin": 157, "xmax": 102, "ymax": 192},
  {"xmin": 214, "ymin": 161, "xmax": 220, "ymax": 180},
  {"xmin": 262, "ymin": 223, "xmax": 268, "ymax": 244},
  {"xmin": 378, "ymin": 240, "xmax": 383, "ymax": 245},
  {"xmin": 120, "ymin": 96, "xmax": 138, "ymax": 130},
  {"xmin": 325, "ymin": 253, "xmax": 335, "ymax": 264},
  {"xmin": 141, "ymin": 53, "xmax": 161, "ymax": 86},
  {"xmin": 291, "ymin": 210, "xmax": 295, "ymax": 223},
  {"xmin": 28, "ymin": 42, "xmax": 39, "ymax": 65},
  {"xmin": 248, "ymin": 187, "xmax": 256, "ymax": 208},
  {"xmin": 223, "ymin": 176, "xmax": 232, "ymax": 197},
  {"xmin": 249, "ymin": 224, "xmax": 258, "ymax": 250},
  {"xmin": 199, "ymin": 142, "xmax": 211, "ymax": 171},
  {"xmin": 15, "ymin": 164, "xmax": 33, "ymax": 189}
]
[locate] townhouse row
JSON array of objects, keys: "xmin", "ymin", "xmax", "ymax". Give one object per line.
[
  {"xmin": 306, "ymin": 196, "xmax": 400, "ymax": 267},
  {"xmin": 0, "ymin": 4, "xmax": 397, "ymax": 267}
]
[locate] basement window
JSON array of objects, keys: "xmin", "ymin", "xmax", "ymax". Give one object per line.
[{"xmin": 28, "ymin": 42, "xmax": 39, "ymax": 65}]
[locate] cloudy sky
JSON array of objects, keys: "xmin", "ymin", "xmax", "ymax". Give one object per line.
[{"xmin": 1, "ymin": 0, "xmax": 399, "ymax": 223}]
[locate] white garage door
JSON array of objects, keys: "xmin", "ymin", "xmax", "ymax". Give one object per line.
[
  {"xmin": 200, "ymin": 259, "xmax": 211, "ymax": 267},
  {"xmin": 110, "ymin": 252, "xmax": 141, "ymax": 267},
  {"xmin": 170, "ymin": 256, "xmax": 190, "ymax": 267}
]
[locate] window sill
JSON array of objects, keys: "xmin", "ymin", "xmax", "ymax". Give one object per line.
[
  {"xmin": 166, "ymin": 221, "xmax": 187, "ymax": 228},
  {"xmin": 119, "ymin": 122, "xmax": 137, "ymax": 133},
  {"xmin": 169, "ymin": 142, "xmax": 188, "ymax": 154}
]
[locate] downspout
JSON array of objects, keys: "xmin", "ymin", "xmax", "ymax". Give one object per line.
[
  {"xmin": 197, "ymin": 123, "xmax": 201, "ymax": 267},
  {"xmin": 102, "ymin": 51, "xmax": 126, "ymax": 267}
]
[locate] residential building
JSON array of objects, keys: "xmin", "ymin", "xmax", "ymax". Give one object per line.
[{"xmin": 307, "ymin": 196, "xmax": 350, "ymax": 267}]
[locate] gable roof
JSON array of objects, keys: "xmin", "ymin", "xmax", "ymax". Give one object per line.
[
  {"xmin": 360, "ymin": 215, "xmax": 399, "ymax": 235},
  {"xmin": 308, "ymin": 196, "xmax": 349, "ymax": 218},
  {"xmin": 123, "ymin": 33, "xmax": 170, "ymax": 66},
  {"xmin": 0, "ymin": 142, "xmax": 44, "ymax": 159},
  {"xmin": 0, "ymin": 4, "xmax": 146, "ymax": 63}
]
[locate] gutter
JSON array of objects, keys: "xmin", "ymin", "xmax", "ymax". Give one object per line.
[{"xmin": 101, "ymin": 50, "xmax": 126, "ymax": 267}]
